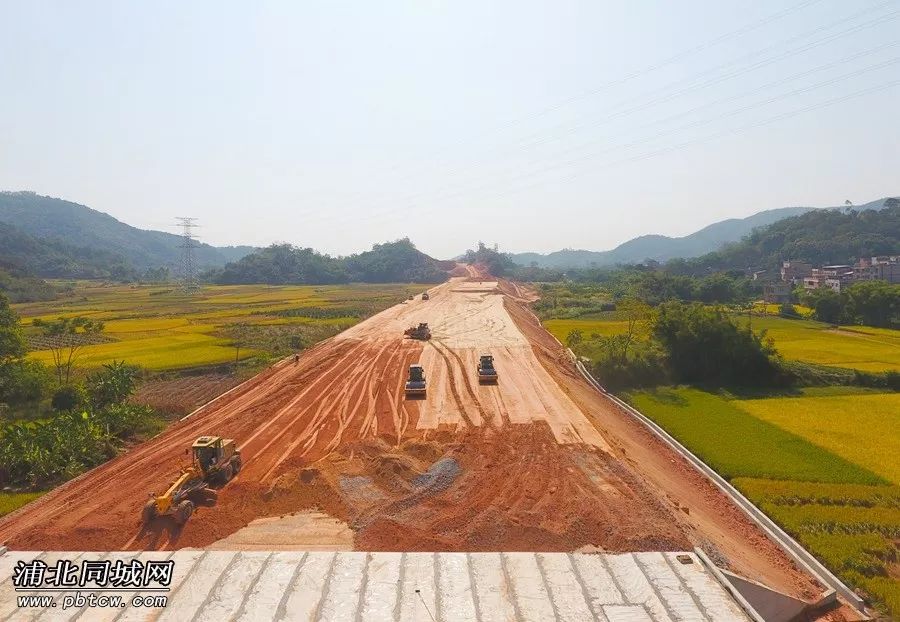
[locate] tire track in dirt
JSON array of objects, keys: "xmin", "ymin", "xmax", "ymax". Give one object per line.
[
  {"xmin": 431, "ymin": 339, "xmax": 491, "ymax": 426},
  {"xmin": 427, "ymin": 340, "xmax": 476, "ymax": 428}
]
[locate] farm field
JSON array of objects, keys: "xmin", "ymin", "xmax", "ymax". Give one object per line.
[
  {"xmin": 13, "ymin": 282, "xmax": 433, "ymax": 372},
  {"xmin": 543, "ymin": 313, "xmax": 628, "ymax": 342},
  {"xmin": 0, "ymin": 492, "xmax": 45, "ymax": 518},
  {"xmin": 734, "ymin": 315, "xmax": 900, "ymax": 372},
  {"xmin": 629, "ymin": 386, "xmax": 900, "ymax": 618},
  {"xmin": 737, "ymin": 389, "xmax": 900, "ymax": 485},
  {"xmin": 545, "ymin": 312, "xmax": 900, "ymax": 372}
]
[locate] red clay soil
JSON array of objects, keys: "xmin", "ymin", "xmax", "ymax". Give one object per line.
[
  {"xmin": 354, "ymin": 423, "xmax": 687, "ymax": 552},
  {"xmin": 499, "ymin": 283, "xmax": 823, "ymax": 600},
  {"xmin": 0, "ymin": 271, "xmax": 828, "ymax": 610}
]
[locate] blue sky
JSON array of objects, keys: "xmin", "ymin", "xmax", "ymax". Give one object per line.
[{"xmin": 1, "ymin": 0, "xmax": 898, "ymax": 258}]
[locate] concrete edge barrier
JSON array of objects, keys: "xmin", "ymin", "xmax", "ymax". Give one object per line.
[
  {"xmin": 695, "ymin": 548, "xmax": 767, "ymax": 622},
  {"xmin": 568, "ymin": 356, "xmax": 867, "ymax": 615}
]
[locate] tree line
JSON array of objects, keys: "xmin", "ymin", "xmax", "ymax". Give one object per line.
[
  {"xmin": 802, "ymin": 280, "xmax": 900, "ymax": 328},
  {"xmin": 207, "ymin": 238, "xmax": 451, "ymax": 285}
]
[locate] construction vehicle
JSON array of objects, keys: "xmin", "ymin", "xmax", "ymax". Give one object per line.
[
  {"xmin": 421, "ymin": 291, "xmax": 430, "ymax": 301},
  {"xmin": 405, "ymin": 364, "xmax": 427, "ymax": 397},
  {"xmin": 404, "ymin": 322, "xmax": 432, "ymax": 340},
  {"xmin": 477, "ymin": 355, "xmax": 498, "ymax": 384},
  {"xmin": 142, "ymin": 436, "xmax": 242, "ymax": 525}
]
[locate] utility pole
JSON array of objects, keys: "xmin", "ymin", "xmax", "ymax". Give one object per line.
[{"xmin": 176, "ymin": 217, "xmax": 201, "ymax": 294}]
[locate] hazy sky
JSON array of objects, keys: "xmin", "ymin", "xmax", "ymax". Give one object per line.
[{"xmin": 2, "ymin": 0, "xmax": 898, "ymax": 258}]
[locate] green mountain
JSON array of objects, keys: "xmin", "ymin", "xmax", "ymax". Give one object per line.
[
  {"xmin": 211, "ymin": 238, "xmax": 452, "ymax": 285},
  {"xmin": 680, "ymin": 197, "xmax": 900, "ymax": 273},
  {"xmin": 0, "ymin": 221, "xmax": 134, "ymax": 279},
  {"xmin": 512, "ymin": 198, "xmax": 893, "ymax": 268},
  {"xmin": 0, "ymin": 192, "xmax": 255, "ymax": 271}
]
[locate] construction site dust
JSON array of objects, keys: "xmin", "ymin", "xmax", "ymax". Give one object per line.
[{"xmin": 0, "ymin": 268, "xmax": 821, "ymax": 601}]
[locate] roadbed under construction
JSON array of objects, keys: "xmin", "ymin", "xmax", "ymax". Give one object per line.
[{"xmin": 0, "ymin": 270, "xmax": 828, "ymax": 612}]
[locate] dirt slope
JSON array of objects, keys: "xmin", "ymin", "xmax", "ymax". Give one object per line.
[{"xmin": 0, "ymin": 272, "xmax": 821, "ymax": 604}]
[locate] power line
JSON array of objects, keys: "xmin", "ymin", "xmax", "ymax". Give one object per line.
[
  {"xmin": 334, "ymin": 76, "xmax": 900, "ymax": 230},
  {"xmin": 420, "ymin": 55, "xmax": 900, "ymax": 206},
  {"xmin": 309, "ymin": 14, "xmax": 899, "ymax": 229},
  {"xmin": 288, "ymin": 0, "xmax": 832, "ymax": 205},
  {"xmin": 463, "ymin": 79, "xmax": 900, "ymax": 208},
  {"xmin": 304, "ymin": 3, "xmax": 899, "ymax": 224},
  {"xmin": 498, "ymin": 4, "xmax": 900, "ymax": 159}
]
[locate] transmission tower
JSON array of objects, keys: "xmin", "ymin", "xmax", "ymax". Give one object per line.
[{"xmin": 176, "ymin": 217, "xmax": 201, "ymax": 294}]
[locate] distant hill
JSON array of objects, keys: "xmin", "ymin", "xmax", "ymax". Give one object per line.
[
  {"xmin": 0, "ymin": 221, "xmax": 135, "ymax": 280},
  {"xmin": 511, "ymin": 198, "xmax": 894, "ymax": 268},
  {"xmin": 0, "ymin": 192, "xmax": 256, "ymax": 271},
  {"xmin": 682, "ymin": 197, "xmax": 900, "ymax": 273},
  {"xmin": 211, "ymin": 238, "xmax": 452, "ymax": 285}
]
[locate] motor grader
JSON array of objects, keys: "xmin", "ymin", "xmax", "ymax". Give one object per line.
[{"xmin": 142, "ymin": 436, "xmax": 242, "ymax": 525}]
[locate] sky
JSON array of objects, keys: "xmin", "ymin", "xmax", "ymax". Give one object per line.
[{"xmin": 1, "ymin": 0, "xmax": 898, "ymax": 258}]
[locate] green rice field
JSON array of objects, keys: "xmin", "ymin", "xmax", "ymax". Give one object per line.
[
  {"xmin": 13, "ymin": 282, "xmax": 430, "ymax": 371},
  {"xmin": 629, "ymin": 386, "xmax": 900, "ymax": 618}
]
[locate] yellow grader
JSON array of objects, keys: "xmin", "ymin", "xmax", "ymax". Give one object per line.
[{"xmin": 142, "ymin": 436, "xmax": 242, "ymax": 525}]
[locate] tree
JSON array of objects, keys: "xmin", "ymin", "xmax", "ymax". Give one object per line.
[
  {"xmin": 844, "ymin": 280, "xmax": 900, "ymax": 328},
  {"xmin": 0, "ymin": 293, "xmax": 25, "ymax": 365},
  {"xmin": 86, "ymin": 360, "xmax": 139, "ymax": 409},
  {"xmin": 33, "ymin": 317, "xmax": 105, "ymax": 384},
  {"xmin": 0, "ymin": 360, "xmax": 50, "ymax": 405},
  {"xmin": 653, "ymin": 301, "xmax": 781, "ymax": 386},
  {"xmin": 694, "ymin": 273, "xmax": 737, "ymax": 304},
  {"xmin": 803, "ymin": 287, "xmax": 845, "ymax": 324},
  {"xmin": 616, "ymin": 297, "xmax": 653, "ymax": 359},
  {"xmin": 51, "ymin": 385, "xmax": 83, "ymax": 412},
  {"xmin": 565, "ymin": 329, "xmax": 583, "ymax": 348},
  {"xmin": 0, "ymin": 293, "xmax": 50, "ymax": 406},
  {"xmin": 463, "ymin": 242, "xmax": 517, "ymax": 276}
]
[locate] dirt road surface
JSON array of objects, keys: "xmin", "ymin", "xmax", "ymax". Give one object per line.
[{"xmin": 0, "ymin": 271, "xmax": 822, "ymax": 604}]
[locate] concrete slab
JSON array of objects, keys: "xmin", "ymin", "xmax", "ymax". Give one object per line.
[{"xmin": 1, "ymin": 550, "xmax": 754, "ymax": 621}]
